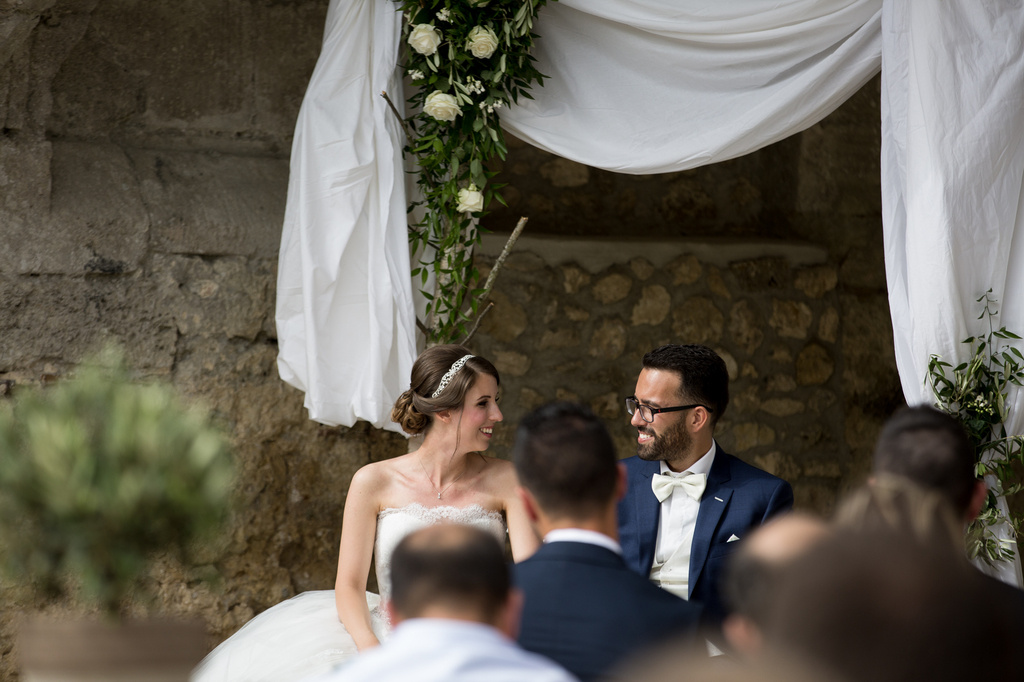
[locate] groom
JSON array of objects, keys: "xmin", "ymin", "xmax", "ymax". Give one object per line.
[{"xmin": 618, "ymin": 344, "xmax": 794, "ymax": 628}]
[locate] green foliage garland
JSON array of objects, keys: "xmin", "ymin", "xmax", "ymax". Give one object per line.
[
  {"xmin": 928, "ymin": 291, "xmax": 1024, "ymax": 566},
  {"xmin": 396, "ymin": 0, "xmax": 553, "ymax": 343},
  {"xmin": 0, "ymin": 349, "xmax": 234, "ymax": 617}
]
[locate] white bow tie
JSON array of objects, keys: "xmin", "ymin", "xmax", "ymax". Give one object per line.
[{"xmin": 651, "ymin": 471, "xmax": 707, "ymax": 503}]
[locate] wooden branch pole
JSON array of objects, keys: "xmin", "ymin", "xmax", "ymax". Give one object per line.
[
  {"xmin": 380, "ymin": 91, "xmax": 415, "ymax": 141},
  {"xmin": 481, "ymin": 216, "xmax": 528, "ymax": 301},
  {"xmin": 459, "ymin": 216, "xmax": 528, "ymax": 345},
  {"xmin": 460, "ymin": 302, "xmax": 495, "ymax": 345}
]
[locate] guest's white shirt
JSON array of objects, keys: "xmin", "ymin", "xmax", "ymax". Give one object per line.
[
  {"xmin": 544, "ymin": 528, "xmax": 622, "ymax": 555},
  {"xmin": 304, "ymin": 618, "xmax": 575, "ymax": 682},
  {"xmin": 650, "ymin": 441, "xmax": 716, "ymax": 599}
]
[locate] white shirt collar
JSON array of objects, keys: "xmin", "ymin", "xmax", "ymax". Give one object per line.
[
  {"xmin": 392, "ymin": 617, "xmax": 511, "ymax": 643},
  {"xmin": 543, "ymin": 528, "xmax": 623, "ymax": 555},
  {"xmin": 659, "ymin": 440, "xmax": 716, "ymax": 477}
]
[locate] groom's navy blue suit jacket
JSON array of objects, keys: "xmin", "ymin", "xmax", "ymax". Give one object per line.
[
  {"xmin": 617, "ymin": 447, "xmax": 793, "ymax": 626},
  {"xmin": 514, "ymin": 541, "xmax": 701, "ymax": 682}
]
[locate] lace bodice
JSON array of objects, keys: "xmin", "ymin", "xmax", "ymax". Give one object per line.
[{"xmin": 374, "ymin": 503, "xmax": 506, "ymax": 603}]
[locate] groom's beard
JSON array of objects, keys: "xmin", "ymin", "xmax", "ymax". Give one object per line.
[{"xmin": 637, "ymin": 418, "xmax": 691, "ymax": 462}]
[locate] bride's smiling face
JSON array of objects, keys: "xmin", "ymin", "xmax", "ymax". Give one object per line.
[{"xmin": 451, "ymin": 373, "xmax": 502, "ymax": 452}]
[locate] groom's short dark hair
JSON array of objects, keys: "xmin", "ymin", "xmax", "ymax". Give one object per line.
[
  {"xmin": 390, "ymin": 524, "xmax": 509, "ymax": 622},
  {"xmin": 873, "ymin": 406, "xmax": 976, "ymax": 516},
  {"xmin": 643, "ymin": 344, "xmax": 729, "ymax": 425},
  {"xmin": 512, "ymin": 401, "xmax": 618, "ymax": 519}
]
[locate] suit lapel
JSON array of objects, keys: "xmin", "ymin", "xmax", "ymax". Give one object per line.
[
  {"xmin": 632, "ymin": 458, "xmax": 662, "ymax": 574},
  {"xmin": 688, "ymin": 448, "xmax": 733, "ymax": 597}
]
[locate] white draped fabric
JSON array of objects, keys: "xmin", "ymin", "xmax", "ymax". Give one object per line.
[
  {"xmin": 276, "ymin": 0, "xmax": 414, "ymax": 433},
  {"xmin": 881, "ymin": 0, "xmax": 1024, "ymax": 586},
  {"xmin": 277, "ymin": 0, "xmax": 883, "ymax": 431},
  {"xmin": 501, "ymin": 0, "xmax": 882, "ymax": 174}
]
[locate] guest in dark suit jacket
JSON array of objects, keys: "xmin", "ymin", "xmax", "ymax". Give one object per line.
[
  {"xmin": 870, "ymin": 405, "xmax": 1024, "ymax": 648},
  {"xmin": 617, "ymin": 345, "xmax": 793, "ymax": 628},
  {"xmin": 512, "ymin": 402, "xmax": 703, "ymax": 682}
]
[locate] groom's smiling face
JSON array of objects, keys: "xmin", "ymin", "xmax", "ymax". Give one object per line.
[{"xmin": 631, "ymin": 368, "xmax": 692, "ymax": 463}]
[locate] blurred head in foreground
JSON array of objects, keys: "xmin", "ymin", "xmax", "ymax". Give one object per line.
[
  {"xmin": 872, "ymin": 405, "xmax": 985, "ymax": 525},
  {"xmin": 387, "ymin": 523, "xmax": 520, "ymax": 636},
  {"xmin": 835, "ymin": 474, "xmax": 965, "ymax": 551},
  {"xmin": 721, "ymin": 513, "xmax": 829, "ymax": 657},
  {"xmin": 766, "ymin": 529, "xmax": 1014, "ymax": 682}
]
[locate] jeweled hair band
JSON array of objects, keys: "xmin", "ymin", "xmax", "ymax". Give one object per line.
[{"xmin": 431, "ymin": 355, "xmax": 474, "ymax": 398}]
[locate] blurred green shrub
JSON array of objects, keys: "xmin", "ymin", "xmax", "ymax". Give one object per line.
[{"xmin": 0, "ymin": 348, "xmax": 234, "ymax": 617}]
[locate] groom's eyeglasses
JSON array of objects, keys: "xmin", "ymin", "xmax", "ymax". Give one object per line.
[{"xmin": 624, "ymin": 397, "xmax": 712, "ymax": 423}]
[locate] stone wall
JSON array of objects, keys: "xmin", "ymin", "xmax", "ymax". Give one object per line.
[
  {"xmin": 0, "ymin": 1, "xmax": 900, "ymax": 679},
  {"xmin": 0, "ymin": 1, "xmax": 412, "ymax": 678}
]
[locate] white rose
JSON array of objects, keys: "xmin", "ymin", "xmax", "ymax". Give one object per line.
[
  {"xmin": 408, "ymin": 24, "xmax": 442, "ymax": 56},
  {"xmin": 466, "ymin": 26, "xmax": 499, "ymax": 59},
  {"xmin": 423, "ymin": 91, "xmax": 462, "ymax": 122},
  {"xmin": 456, "ymin": 185, "xmax": 485, "ymax": 214}
]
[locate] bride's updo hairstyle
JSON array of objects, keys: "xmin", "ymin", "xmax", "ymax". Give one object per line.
[{"xmin": 390, "ymin": 344, "xmax": 500, "ymax": 435}]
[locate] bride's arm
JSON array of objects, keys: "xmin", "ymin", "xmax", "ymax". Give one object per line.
[
  {"xmin": 497, "ymin": 462, "xmax": 540, "ymax": 561},
  {"xmin": 506, "ymin": 491, "xmax": 540, "ymax": 561},
  {"xmin": 335, "ymin": 464, "xmax": 383, "ymax": 651}
]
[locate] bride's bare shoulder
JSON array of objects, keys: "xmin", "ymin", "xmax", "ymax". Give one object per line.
[
  {"xmin": 476, "ymin": 455, "xmax": 518, "ymax": 490},
  {"xmin": 350, "ymin": 454, "xmax": 414, "ymax": 493}
]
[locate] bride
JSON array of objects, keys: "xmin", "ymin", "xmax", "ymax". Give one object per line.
[{"xmin": 192, "ymin": 345, "xmax": 539, "ymax": 681}]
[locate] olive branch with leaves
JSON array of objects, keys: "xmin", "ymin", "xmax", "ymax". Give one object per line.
[
  {"xmin": 928, "ymin": 291, "xmax": 1024, "ymax": 567},
  {"xmin": 387, "ymin": 0, "xmax": 554, "ymax": 344}
]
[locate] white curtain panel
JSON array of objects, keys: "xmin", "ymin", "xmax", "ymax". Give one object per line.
[
  {"xmin": 275, "ymin": 0, "xmax": 415, "ymax": 433},
  {"xmin": 500, "ymin": 0, "xmax": 882, "ymax": 174},
  {"xmin": 881, "ymin": 0, "xmax": 1024, "ymax": 585}
]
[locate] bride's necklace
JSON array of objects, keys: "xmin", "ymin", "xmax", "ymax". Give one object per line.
[{"xmin": 419, "ymin": 455, "xmax": 467, "ymax": 500}]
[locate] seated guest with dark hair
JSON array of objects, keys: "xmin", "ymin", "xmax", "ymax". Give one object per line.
[
  {"xmin": 866, "ymin": 405, "xmax": 1024, "ymax": 649},
  {"xmin": 872, "ymin": 405, "xmax": 987, "ymax": 526},
  {"xmin": 308, "ymin": 524, "xmax": 574, "ymax": 682},
  {"xmin": 512, "ymin": 402, "xmax": 702, "ymax": 681}
]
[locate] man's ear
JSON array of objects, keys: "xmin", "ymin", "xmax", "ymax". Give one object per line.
[
  {"xmin": 517, "ymin": 486, "xmax": 541, "ymax": 523},
  {"xmin": 616, "ymin": 463, "xmax": 628, "ymax": 501},
  {"xmin": 385, "ymin": 599, "xmax": 404, "ymax": 627},
  {"xmin": 497, "ymin": 588, "xmax": 524, "ymax": 640},
  {"xmin": 691, "ymin": 405, "xmax": 711, "ymax": 433},
  {"xmin": 966, "ymin": 479, "xmax": 988, "ymax": 524}
]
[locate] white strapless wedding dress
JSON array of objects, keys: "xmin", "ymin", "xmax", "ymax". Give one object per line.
[{"xmin": 191, "ymin": 504, "xmax": 507, "ymax": 682}]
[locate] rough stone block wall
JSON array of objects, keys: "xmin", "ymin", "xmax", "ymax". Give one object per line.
[
  {"xmin": 0, "ymin": 1, "xmax": 404, "ymax": 678},
  {"xmin": 0, "ymin": 1, "xmax": 901, "ymax": 679}
]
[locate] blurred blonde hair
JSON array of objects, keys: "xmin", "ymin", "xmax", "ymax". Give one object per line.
[{"xmin": 834, "ymin": 474, "xmax": 964, "ymax": 552}]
